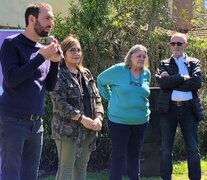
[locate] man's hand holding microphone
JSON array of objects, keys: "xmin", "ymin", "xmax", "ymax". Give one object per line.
[{"xmin": 39, "ymin": 35, "xmax": 63, "ymax": 62}]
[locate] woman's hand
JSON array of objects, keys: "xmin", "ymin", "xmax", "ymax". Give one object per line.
[
  {"xmin": 80, "ymin": 115, "xmax": 102, "ymax": 131},
  {"xmin": 91, "ymin": 117, "xmax": 102, "ymax": 131},
  {"xmin": 80, "ymin": 115, "xmax": 96, "ymax": 131}
]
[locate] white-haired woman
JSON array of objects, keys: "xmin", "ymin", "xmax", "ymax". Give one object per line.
[{"xmin": 97, "ymin": 44, "xmax": 151, "ymax": 180}]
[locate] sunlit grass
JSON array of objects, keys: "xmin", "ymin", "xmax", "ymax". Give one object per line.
[
  {"xmin": 39, "ymin": 160, "xmax": 207, "ymax": 180},
  {"xmin": 172, "ymin": 160, "xmax": 207, "ymax": 180}
]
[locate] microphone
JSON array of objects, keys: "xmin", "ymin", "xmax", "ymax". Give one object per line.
[{"xmin": 45, "ymin": 35, "xmax": 64, "ymax": 58}]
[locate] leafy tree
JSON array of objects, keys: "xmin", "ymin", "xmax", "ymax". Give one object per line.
[
  {"xmin": 52, "ymin": 0, "xmax": 172, "ymax": 82},
  {"xmin": 192, "ymin": 0, "xmax": 207, "ymax": 27}
]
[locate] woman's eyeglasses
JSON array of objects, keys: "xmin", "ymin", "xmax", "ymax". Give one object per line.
[
  {"xmin": 170, "ymin": 42, "xmax": 184, "ymax": 46},
  {"xmin": 129, "ymin": 72, "xmax": 142, "ymax": 87},
  {"xmin": 130, "ymin": 81, "xmax": 142, "ymax": 87},
  {"xmin": 68, "ymin": 48, "xmax": 81, "ymax": 55}
]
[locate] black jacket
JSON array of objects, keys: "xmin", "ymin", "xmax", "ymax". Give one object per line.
[{"xmin": 156, "ymin": 55, "xmax": 204, "ymax": 121}]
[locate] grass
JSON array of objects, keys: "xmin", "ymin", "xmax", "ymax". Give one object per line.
[
  {"xmin": 39, "ymin": 160, "xmax": 207, "ymax": 180},
  {"xmin": 172, "ymin": 160, "xmax": 207, "ymax": 180}
]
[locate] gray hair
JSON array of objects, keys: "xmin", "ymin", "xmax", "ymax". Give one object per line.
[
  {"xmin": 171, "ymin": 32, "xmax": 188, "ymax": 43},
  {"xmin": 124, "ymin": 44, "xmax": 149, "ymax": 69}
]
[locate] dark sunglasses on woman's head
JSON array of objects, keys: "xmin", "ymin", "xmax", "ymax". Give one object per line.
[{"xmin": 170, "ymin": 42, "xmax": 184, "ymax": 46}]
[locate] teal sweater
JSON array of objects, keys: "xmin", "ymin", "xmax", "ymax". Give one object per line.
[{"xmin": 97, "ymin": 63, "xmax": 151, "ymax": 125}]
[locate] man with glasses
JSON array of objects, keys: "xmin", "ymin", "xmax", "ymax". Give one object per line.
[
  {"xmin": 156, "ymin": 32, "xmax": 204, "ymax": 180},
  {"xmin": 0, "ymin": 3, "xmax": 62, "ymax": 180}
]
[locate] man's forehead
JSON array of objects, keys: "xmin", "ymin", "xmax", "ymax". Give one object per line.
[
  {"xmin": 39, "ymin": 7, "xmax": 54, "ymax": 17},
  {"xmin": 171, "ymin": 35, "xmax": 186, "ymax": 42}
]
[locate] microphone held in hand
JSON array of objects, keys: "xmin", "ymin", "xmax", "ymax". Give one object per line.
[
  {"xmin": 45, "ymin": 35, "xmax": 55, "ymax": 45},
  {"xmin": 45, "ymin": 35, "xmax": 64, "ymax": 58}
]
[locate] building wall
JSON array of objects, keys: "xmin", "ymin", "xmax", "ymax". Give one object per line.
[
  {"xmin": 0, "ymin": 0, "xmax": 70, "ymax": 28},
  {"xmin": 173, "ymin": 0, "xmax": 193, "ymax": 31},
  {"xmin": 0, "ymin": 0, "xmax": 197, "ymax": 31}
]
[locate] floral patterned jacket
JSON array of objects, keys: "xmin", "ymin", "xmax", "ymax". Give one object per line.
[{"xmin": 50, "ymin": 64, "xmax": 104, "ymax": 156}]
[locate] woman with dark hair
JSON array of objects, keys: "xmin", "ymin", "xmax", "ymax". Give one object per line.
[{"xmin": 50, "ymin": 35, "xmax": 104, "ymax": 180}]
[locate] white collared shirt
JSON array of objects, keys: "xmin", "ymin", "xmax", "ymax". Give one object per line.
[{"xmin": 171, "ymin": 54, "xmax": 193, "ymax": 101}]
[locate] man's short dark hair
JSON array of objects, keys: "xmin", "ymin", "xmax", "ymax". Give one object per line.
[{"xmin": 24, "ymin": 3, "xmax": 52, "ymax": 27}]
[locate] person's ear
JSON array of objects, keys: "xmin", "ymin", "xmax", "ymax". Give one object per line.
[
  {"xmin": 185, "ymin": 42, "xmax": 188, "ymax": 48},
  {"xmin": 28, "ymin": 15, "xmax": 36, "ymax": 25}
]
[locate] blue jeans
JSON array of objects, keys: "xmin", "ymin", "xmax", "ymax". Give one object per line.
[
  {"xmin": 108, "ymin": 120, "xmax": 148, "ymax": 180},
  {"xmin": 0, "ymin": 116, "xmax": 43, "ymax": 180},
  {"xmin": 160, "ymin": 103, "xmax": 201, "ymax": 180}
]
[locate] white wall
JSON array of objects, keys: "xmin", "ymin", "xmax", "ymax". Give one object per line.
[{"xmin": 0, "ymin": 0, "xmax": 70, "ymax": 28}]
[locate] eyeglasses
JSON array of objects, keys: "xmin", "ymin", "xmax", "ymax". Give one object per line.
[
  {"xmin": 170, "ymin": 42, "xmax": 184, "ymax": 46},
  {"xmin": 129, "ymin": 72, "xmax": 142, "ymax": 87},
  {"xmin": 130, "ymin": 81, "xmax": 142, "ymax": 87},
  {"xmin": 68, "ymin": 47, "xmax": 81, "ymax": 55}
]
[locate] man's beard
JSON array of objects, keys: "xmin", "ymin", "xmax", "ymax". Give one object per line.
[{"xmin": 34, "ymin": 20, "xmax": 50, "ymax": 37}]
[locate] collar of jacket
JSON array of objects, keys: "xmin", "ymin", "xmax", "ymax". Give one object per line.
[{"xmin": 170, "ymin": 54, "xmax": 192, "ymax": 74}]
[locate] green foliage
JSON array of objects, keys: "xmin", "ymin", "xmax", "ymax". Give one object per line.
[
  {"xmin": 51, "ymin": 0, "xmax": 172, "ymax": 78},
  {"xmin": 187, "ymin": 37, "xmax": 207, "ymax": 120},
  {"xmin": 147, "ymin": 30, "xmax": 171, "ymax": 85},
  {"xmin": 40, "ymin": 93, "xmax": 58, "ymax": 173},
  {"xmin": 191, "ymin": 0, "xmax": 207, "ymax": 27},
  {"xmin": 88, "ymin": 133, "xmax": 111, "ymax": 171}
]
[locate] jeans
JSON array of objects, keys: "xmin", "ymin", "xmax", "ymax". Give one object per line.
[
  {"xmin": 160, "ymin": 104, "xmax": 201, "ymax": 180},
  {"xmin": 108, "ymin": 120, "xmax": 148, "ymax": 180},
  {"xmin": 55, "ymin": 138, "xmax": 91, "ymax": 180},
  {"xmin": 0, "ymin": 116, "xmax": 43, "ymax": 180}
]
